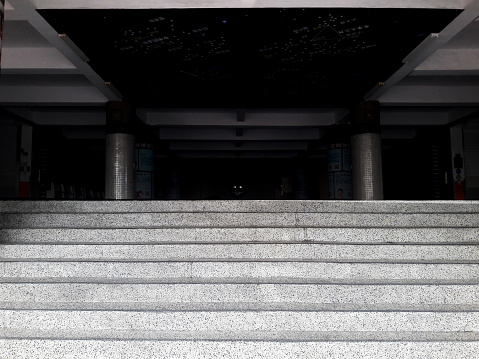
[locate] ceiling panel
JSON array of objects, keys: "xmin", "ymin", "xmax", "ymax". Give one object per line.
[{"xmin": 38, "ymin": 8, "xmax": 462, "ymax": 108}]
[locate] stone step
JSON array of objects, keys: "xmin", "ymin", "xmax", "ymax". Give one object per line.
[
  {"xmin": 1, "ymin": 212, "xmax": 478, "ymax": 229},
  {"xmin": 1, "ymin": 262, "xmax": 477, "ymax": 283},
  {"xmin": 1, "ymin": 243, "xmax": 477, "ymax": 263},
  {"xmin": 1, "ymin": 200, "xmax": 478, "ymax": 213},
  {"xmin": 2, "ymin": 328, "xmax": 479, "ymax": 342},
  {"xmin": 0, "ymin": 339, "xmax": 477, "ymax": 359},
  {"xmin": 1, "ymin": 283, "xmax": 477, "ymax": 311},
  {"xmin": 2, "ymin": 227, "xmax": 478, "ymax": 244},
  {"xmin": 1, "ymin": 310, "xmax": 477, "ymax": 335}
]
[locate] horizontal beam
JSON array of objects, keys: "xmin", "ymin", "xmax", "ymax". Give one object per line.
[
  {"xmin": 380, "ymin": 109, "xmax": 450, "ymax": 125},
  {"xmin": 367, "ymin": 5, "xmax": 479, "ymax": 101},
  {"xmin": 169, "ymin": 141, "xmax": 308, "ymax": 151},
  {"xmin": 138, "ymin": 109, "xmax": 340, "ymax": 127},
  {"xmin": 377, "ymin": 85, "xmax": 479, "ymax": 106},
  {"xmin": 159, "ymin": 128, "xmax": 322, "ymax": 140},
  {"xmin": 2, "ymin": 47, "xmax": 76, "ymax": 70},
  {"xmin": 175, "ymin": 151, "xmax": 300, "ymax": 158},
  {"xmin": 30, "ymin": 0, "xmax": 469, "ymax": 10},
  {"xmin": 0, "ymin": 85, "xmax": 109, "ymax": 105},
  {"xmin": 6, "ymin": 0, "xmax": 122, "ymax": 102},
  {"xmin": 415, "ymin": 49, "xmax": 479, "ymax": 72}
]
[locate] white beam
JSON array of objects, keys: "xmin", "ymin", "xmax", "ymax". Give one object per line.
[
  {"xmin": 159, "ymin": 127, "xmax": 321, "ymax": 140},
  {"xmin": 176, "ymin": 151, "xmax": 299, "ymax": 159},
  {"xmin": 169, "ymin": 141, "xmax": 308, "ymax": 151},
  {"xmin": 380, "ymin": 109, "xmax": 450, "ymax": 125},
  {"xmin": 138, "ymin": 109, "xmax": 237, "ymax": 126},
  {"xmin": 246, "ymin": 111, "xmax": 336, "ymax": 126},
  {"xmin": 30, "ymin": 0, "xmax": 470, "ymax": 10},
  {"xmin": 2, "ymin": 47, "xmax": 77, "ymax": 70},
  {"xmin": 139, "ymin": 109, "xmax": 339, "ymax": 127},
  {"xmin": 6, "ymin": 0, "xmax": 121, "ymax": 102},
  {"xmin": 378, "ymin": 85, "xmax": 479, "ymax": 106},
  {"xmin": 414, "ymin": 49, "xmax": 479, "ymax": 72},
  {"xmin": 0, "ymin": 85, "xmax": 109, "ymax": 105},
  {"xmin": 367, "ymin": 3, "xmax": 479, "ymax": 101}
]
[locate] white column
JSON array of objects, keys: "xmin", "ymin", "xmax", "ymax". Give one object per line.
[{"xmin": 351, "ymin": 101, "xmax": 383, "ymax": 200}]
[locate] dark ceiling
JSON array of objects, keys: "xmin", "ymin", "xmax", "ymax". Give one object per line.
[{"xmin": 39, "ymin": 8, "xmax": 461, "ymax": 108}]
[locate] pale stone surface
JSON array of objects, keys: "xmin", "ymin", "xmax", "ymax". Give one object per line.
[
  {"xmin": 2, "ymin": 227, "xmax": 479, "ymax": 243},
  {"xmin": 1, "ymin": 212, "xmax": 478, "ymax": 229},
  {"xmin": 2, "ymin": 310, "xmax": 478, "ymax": 334},
  {"xmin": 1, "ymin": 200, "xmax": 479, "ymax": 213},
  {"xmin": 0, "ymin": 200, "xmax": 478, "ymax": 358},
  {"xmin": 1, "ymin": 283, "xmax": 477, "ymax": 307},
  {"xmin": 0, "ymin": 340, "xmax": 478, "ymax": 359},
  {"xmin": 2, "ymin": 262, "xmax": 477, "ymax": 283},
  {"xmin": 1, "ymin": 243, "xmax": 478, "ymax": 262},
  {"xmin": 0, "ymin": 228, "xmax": 305, "ymax": 243}
]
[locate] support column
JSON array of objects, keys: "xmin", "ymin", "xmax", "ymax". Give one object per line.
[
  {"xmin": 351, "ymin": 101, "xmax": 383, "ymax": 200},
  {"xmin": 105, "ymin": 102, "xmax": 135, "ymax": 199},
  {"xmin": 0, "ymin": 0, "xmax": 4, "ymax": 72}
]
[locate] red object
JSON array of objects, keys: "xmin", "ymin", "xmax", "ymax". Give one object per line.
[
  {"xmin": 455, "ymin": 180, "xmax": 465, "ymax": 200},
  {"xmin": 19, "ymin": 182, "xmax": 30, "ymax": 198}
]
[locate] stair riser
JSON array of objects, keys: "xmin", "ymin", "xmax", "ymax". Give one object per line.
[
  {"xmin": 1, "ymin": 284, "xmax": 477, "ymax": 306},
  {"xmin": 0, "ymin": 228, "xmax": 304, "ymax": 243},
  {"xmin": 0, "ymin": 340, "xmax": 478, "ymax": 359},
  {"xmin": 2, "ymin": 244, "xmax": 477, "ymax": 262},
  {"xmin": 1, "ymin": 200, "xmax": 478, "ymax": 213},
  {"xmin": 2, "ymin": 227, "xmax": 478, "ymax": 243},
  {"xmin": 2, "ymin": 310, "xmax": 478, "ymax": 332},
  {"xmin": 2, "ymin": 262, "xmax": 477, "ymax": 282},
  {"xmin": 1, "ymin": 213, "xmax": 478, "ymax": 228},
  {"xmin": 0, "ymin": 200, "xmax": 477, "ymax": 357}
]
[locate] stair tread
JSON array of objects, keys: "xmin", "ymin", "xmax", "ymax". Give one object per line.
[
  {"xmin": 3, "ymin": 301, "xmax": 478, "ymax": 312},
  {"xmin": 2, "ymin": 227, "xmax": 479, "ymax": 243},
  {"xmin": 2, "ymin": 309, "xmax": 478, "ymax": 333},
  {"xmin": 1, "ymin": 261, "xmax": 477, "ymax": 283},
  {"xmin": 1, "ymin": 339, "xmax": 478, "ymax": 359},
  {"xmin": 0, "ymin": 200, "xmax": 478, "ymax": 355},
  {"xmin": 1, "ymin": 243, "xmax": 477, "ymax": 262},
  {"xmin": 1, "ymin": 200, "xmax": 478, "ymax": 214},
  {"xmin": 1, "ymin": 212, "xmax": 478, "ymax": 229},
  {"xmin": 2, "ymin": 328, "xmax": 479, "ymax": 342},
  {"xmin": 1, "ymin": 283, "xmax": 477, "ymax": 307}
]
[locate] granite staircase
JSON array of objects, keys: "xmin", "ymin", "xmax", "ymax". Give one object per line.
[{"xmin": 0, "ymin": 200, "xmax": 478, "ymax": 358}]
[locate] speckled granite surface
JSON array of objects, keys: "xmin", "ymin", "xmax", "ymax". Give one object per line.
[
  {"xmin": 2, "ymin": 227, "xmax": 479, "ymax": 243},
  {"xmin": 1, "ymin": 200, "xmax": 478, "ymax": 213},
  {"xmin": 2, "ymin": 262, "xmax": 478, "ymax": 283},
  {"xmin": 1, "ymin": 283, "xmax": 477, "ymax": 307},
  {"xmin": 1, "ymin": 212, "xmax": 478, "ymax": 229},
  {"xmin": 2, "ymin": 310, "xmax": 478, "ymax": 333},
  {"xmin": 0, "ymin": 200, "xmax": 478, "ymax": 358},
  {"xmin": 1, "ymin": 243, "xmax": 477, "ymax": 262},
  {"xmin": 0, "ymin": 340, "xmax": 478, "ymax": 359}
]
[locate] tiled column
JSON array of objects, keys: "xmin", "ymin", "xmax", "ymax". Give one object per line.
[
  {"xmin": 351, "ymin": 101, "xmax": 383, "ymax": 200},
  {"xmin": 105, "ymin": 102, "xmax": 135, "ymax": 199}
]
